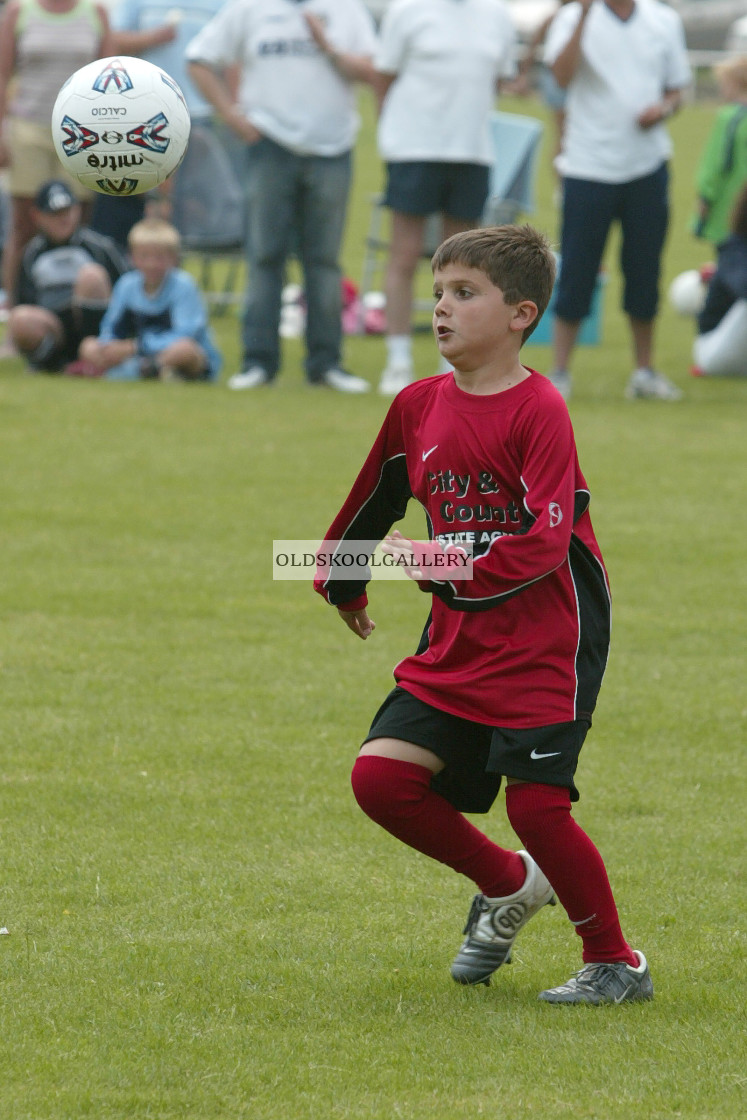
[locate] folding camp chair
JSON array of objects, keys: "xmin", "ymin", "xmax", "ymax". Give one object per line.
[
  {"xmin": 359, "ymin": 111, "xmax": 544, "ymax": 321},
  {"xmin": 483, "ymin": 110, "xmax": 544, "ymax": 225},
  {"xmin": 170, "ymin": 121, "xmax": 246, "ymax": 315}
]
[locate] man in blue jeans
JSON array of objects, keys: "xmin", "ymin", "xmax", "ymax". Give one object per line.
[
  {"xmin": 187, "ymin": 0, "xmax": 377, "ymax": 393},
  {"xmin": 544, "ymin": 0, "xmax": 691, "ymax": 402}
]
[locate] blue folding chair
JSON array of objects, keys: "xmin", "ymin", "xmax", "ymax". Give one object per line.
[{"xmin": 483, "ymin": 110, "xmax": 544, "ymax": 226}]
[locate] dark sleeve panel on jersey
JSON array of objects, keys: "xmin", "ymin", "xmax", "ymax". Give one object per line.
[
  {"xmin": 316, "ymin": 453, "xmax": 412, "ymax": 607},
  {"xmin": 315, "ymin": 401, "xmax": 414, "ymax": 607},
  {"xmin": 568, "ymin": 532, "xmax": 611, "ymax": 718}
]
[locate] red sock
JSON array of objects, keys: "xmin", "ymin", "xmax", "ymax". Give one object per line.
[
  {"xmin": 505, "ymin": 782, "xmax": 637, "ymax": 966},
  {"xmin": 351, "ymin": 755, "xmax": 524, "ymax": 897}
]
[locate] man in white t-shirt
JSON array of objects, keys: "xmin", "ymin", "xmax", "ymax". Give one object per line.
[
  {"xmin": 186, "ymin": 0, "xmax": 377, "ymax": 392},
  {"xmin": 375, "ymin": 0, "xmax": 517, "ymax": 396},
  {"xmin": 543, "ymin": 0, "xmax": 691, "ymax": 401}
]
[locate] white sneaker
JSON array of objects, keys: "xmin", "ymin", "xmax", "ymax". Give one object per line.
[
  {"xmin": 319, "ymin": 368, "xmax": 370, "ymax": 393},
  {"xmin": 227, "ymin": 366, "xmax": 271, "ymax": 390},
  {"xmin": 625, "ymin": 367, "xmax": 682, "ymax": 401},
  {"xmin": 548, "ymin": 369, "xmax": 572, "ymax": 400},
  {"xmin": 378, "ymin": 362, "xmax": 413, "ymax": 396},
  {"xmin": 450, "ymin": 850, "xmax": 556, "ymax": 986}
]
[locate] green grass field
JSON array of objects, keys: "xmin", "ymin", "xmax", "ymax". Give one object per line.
[{"xmin": 1, "ymin": 92, "xmax": 746, "ymax": 1119}]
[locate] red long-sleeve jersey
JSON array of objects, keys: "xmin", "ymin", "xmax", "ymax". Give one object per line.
[{"xmin": 315, "ymin": 371, "xmax": 611, "ymax": 728}]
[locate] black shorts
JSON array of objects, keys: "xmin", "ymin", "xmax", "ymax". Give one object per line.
[
  {"xmin": 384, "ymin": 160, "xmax": 490, "ymax": 222},
  {"xmin": 28, "ymin": 307, "xmax": 105, "ymax": 372},
  {"xmin": 364, "ymin": 686, "xmax": 590, "ymax": 813}
]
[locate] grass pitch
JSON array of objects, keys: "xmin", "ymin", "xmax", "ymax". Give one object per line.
[{"xmin": 1, "ymin": 94, "xmax": 746, "ymax": 1118}]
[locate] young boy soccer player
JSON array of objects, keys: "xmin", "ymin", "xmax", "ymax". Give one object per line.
[
  {"xmin": 314, "ymin": 226, "xmax": 653, "ymax": 1005},
  {"xmin": 80, "ymin": 218, "xmax": 221, "ymax": 381}
]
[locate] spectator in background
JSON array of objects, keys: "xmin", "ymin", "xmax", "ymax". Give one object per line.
[
  {"xmin": 516, "ymin": 0, "xmax": 572, "ymax": 181},
  {"xmin": 692, "ymin": 55, "xmax": 747, "ymax": 250},
  {"xmin": 692, "ymin": 182, "xmax": 747, "ymax": 378},
  {"xmin": 8, "ymin": 179, "xmax": 128, "ymax": 373},
  {"xmin": 375, "ymin": 0, "xmax": 518, "ymax": 397},
  {"xmin": 80, "ymin": 217, "xmax": 222, "ymax": 381},
  {"xmin": 544, "ymin": 0, "xmax": 691, "ymax": 401},
  {"xmin": 90, "ymin": 0, "xmax": 235, "ymax": 250},
  {"xmin": 0, "ymin": 0, "xmax": 112, "ymax": 312},
  {"xmin": 187, "ymin": 0, "xmax": 377, "ymax": 393}
]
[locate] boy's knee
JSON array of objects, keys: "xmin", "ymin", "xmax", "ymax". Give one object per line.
[
  {"xmin": 351, "ymin": 754, "xmax": 430, "ymax": 823},
  {"xmin": 8, "ymin": 306, "xmax": 60, "ymax": 355}
]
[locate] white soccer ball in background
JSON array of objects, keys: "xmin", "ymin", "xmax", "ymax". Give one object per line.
[
  {"xmin": 668, "ymin": 269, "xmax": 707, "ymax": 317},
  {"xmin": 51, "ymin": 56, "xmax": 191, "ymax": 197}
]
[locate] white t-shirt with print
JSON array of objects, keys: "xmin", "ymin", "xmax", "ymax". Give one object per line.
[
  {"xmin": 376, "ymin": 0, "xmax": 517, "ymax": 165},
  {"xmin": 185, "ymin": 0, "xmax": 377, "ymax": 156},
  {"xmin": 544, "ymin": 0, "xmax": 691, "ymax": 183}
]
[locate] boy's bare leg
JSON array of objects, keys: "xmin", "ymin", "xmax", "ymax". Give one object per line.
[
  {"xmin": 78, "ymin": 336, "xmax": 133, "ymax": 371},
  {"xmin": 358, "ymin": 737, "xmax": 444, "ymax": 772},
  {"xmin": 8, "ymin": 306, "xmax": 64, "ymax": 368},
  {"xmin": 155, "ymin": 338, "xmax": 208, "ymax": 380}
]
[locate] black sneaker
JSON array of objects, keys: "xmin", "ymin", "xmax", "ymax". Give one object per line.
[
  {"xmin": 538, "ymin": 950, "xmax": 653, "ymax": 1005},
  {"xmin": 450, "ymin": 851, "xmax": 555, "ymax": 986}
]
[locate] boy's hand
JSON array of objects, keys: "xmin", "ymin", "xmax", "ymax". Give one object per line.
[
  {"xmin": 338, "ymin": 607, "xmax": 376, "ymax": 640},
  {"xmin": 381, "ymin": 530, "xmax": 425, "ymax": 579}
]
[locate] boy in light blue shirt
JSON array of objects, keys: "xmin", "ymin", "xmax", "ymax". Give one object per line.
[{"xmin": 79, "ymin": 217, "xmax": 222, "ymax": 381}]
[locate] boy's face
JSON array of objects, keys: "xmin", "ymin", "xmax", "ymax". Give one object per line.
[
  {"xmin": 33, "ymin": 203, "xmax": 82, "ymax": 245},
  {"xmin": 131, "ymin": 244, "xmax": 178, "ymax": 290},
  {"xmin": 432, "ymin": 263, "xmax": 537, "ymax": 371}
]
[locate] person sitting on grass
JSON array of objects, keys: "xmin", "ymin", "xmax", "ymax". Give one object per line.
[
  {"xmin": 7, "ymin": 179, "xmax": 128, "ymax": 375},
  {"xmin": 79, "ymin": 217, "xmax": 222, "ymax": 382},
  {"xmin": 692, "ymin": 181, "xmax": 747, "ymax": 378},
  {"xmin": 315, "ymin": 224, "xmax": 653, "ymax": 1006},
  {"xmin": 692, "ymin": 55, "xmax": 747, "ymax": 250}
]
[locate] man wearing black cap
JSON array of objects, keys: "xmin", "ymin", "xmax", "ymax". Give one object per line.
[{"xmin": 7, "ymin": 179, "xmax": 129, "ymax": 374}]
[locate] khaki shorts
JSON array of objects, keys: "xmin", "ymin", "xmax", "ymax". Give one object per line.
[{"xmin": 7, "ymin": 116, "xmax": 92, "ymax": 201}]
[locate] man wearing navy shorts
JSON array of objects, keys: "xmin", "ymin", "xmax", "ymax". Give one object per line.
[{"xmin": 544, "ymin": 0, "xmax": 691, "ymax": 401}]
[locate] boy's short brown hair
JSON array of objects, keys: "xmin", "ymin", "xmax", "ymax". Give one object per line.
[
  {"xmin": 128, "ymin": 217, "xmax": 181, "ymax": 254},
  {"xmin": 431, "ymin": 224, "xmax": 556, "ymax": 343}
]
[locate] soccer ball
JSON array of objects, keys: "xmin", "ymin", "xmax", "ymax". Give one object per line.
[
  {"xmin": 668, "ymin": 269, "xmax": 707, "ymax": 317},
  {"xmin": 51, "ymin": 56, "xmax": 191, "ymax": 196}
]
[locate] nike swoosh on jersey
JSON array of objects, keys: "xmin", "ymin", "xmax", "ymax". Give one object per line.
[{"xmin": 422, "ymin": 445, "xmax": 438, "ymax": 461}]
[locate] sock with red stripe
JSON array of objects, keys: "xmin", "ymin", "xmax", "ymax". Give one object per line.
[
  {"xmin": 351, "ymin": 755, "xmax": 525, "ymax": 897},
  {"xmin": 505, "ymin": 781, "xmax": 637, "ymax": 966}
]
